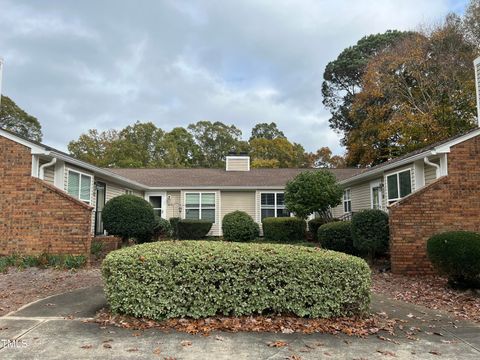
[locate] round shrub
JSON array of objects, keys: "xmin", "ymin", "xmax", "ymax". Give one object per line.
[
  {"xmin": 102, "ymin": 195, "xmax": 156, "ymax": 245},
  {"xmin": 177, "ymin": 220, "xmax": 213, "ymax": 240},
  {"xmin": 150, "ymin": 216, "xmax": 172, "ymax": 240},
  {"xmin": 102, "ymin": 241, "xmax": 371, "ymax": 319},
  {"xmin": 222, "ymin": 211, "xmax": 259, "ymax": 242},
  {"xmin": 318, "ymin": 221, "xmax": 355, "ymax": 254},
  {"xmin": 351, "ymin": 209, "xmax": 389, "ymax": 260},
  {"xmin": 427, "ymin": 231, "xmax": 480, "ymax": 288},
  {"xmin": 262, "ymin": 217, "xmax": 306, "ymax": 242},
  {"xmin": 308, "ymin": 217, "xmax": 339, "ymax": 241},
  {"xmin": 169, "ymin": 217, "xmax": 181, "ymax": 239}
]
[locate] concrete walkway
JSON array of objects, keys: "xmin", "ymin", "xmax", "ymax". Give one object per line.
[{"xmin": 0, "ymin": 286, "xmax": 479, "ymax": 359}]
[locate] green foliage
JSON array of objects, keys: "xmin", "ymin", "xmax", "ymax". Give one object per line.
[
  {"xmin": 153, "ymin": 216, "xmax": 172, "ymax": 239},
  {"xmin": 177, "ymin": 220, "xmax": 213, "ymax": 240},
  {"xmin": 284, "ymin": 170, "xmax": 343, "ymax": 218},
  {"xmin": 351, "ymin": 210, "xmax": 389, "ymax": 259},
  {"xmin": 318, "ymin": 221, "xmax": 355, "ymax": 255},
  {"xmin": 262, "ymin": 217, "xmax": 306, "ymax": 242},
  {"xmin": 0, "ymin": 95, "xmax": 43, "ymax": 141},
  {"xmin": 0, "ymin": 254, "xmax": 86, "ymax": 272},
  {"xmin": 427, "ymin": 231, "xmax": 480, "ymax": 288},
  {"xmin": 169, "ymin": 217, "xmax": 181, "ymax": 239},
  {"xmin": 102, "ymin": 241, "xmax": 371, "ymax": 319},
  {"xmin": 91, "ymin": 241, "xmax": 104, "ymax": 256},
  {"xmin": 308, "ymin": 217, "xmax": 338, "ymax": 241},
  {"xmin": 222, "ymin": 211, "xmax": 259, "ymax": 242},
  {"xmin": 102, "ymin": 195, "xmax": 156, "ymax": 244},
  {"xmin": 249, "ymin": 122, "xmax": 286, "ymax": 141}
]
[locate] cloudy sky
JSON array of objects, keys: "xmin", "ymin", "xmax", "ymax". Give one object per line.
[{"xmin": 0, "ymin": 0, "xmax": 469, "ymax": 153}]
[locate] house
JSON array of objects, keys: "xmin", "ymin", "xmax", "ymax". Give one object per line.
[{"xmin": 0, "ymin": 127, "xmax": 358, "ymax": 257}]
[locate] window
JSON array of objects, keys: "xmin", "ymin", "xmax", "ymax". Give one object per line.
[
  {"xmin": 125, "ymin": 189, "xmax": 133, "ymax": 195},
  {"xmin": 149, "ymin": 196, "xmax": 163, "ymax": 217},
  {"xmin": 67, "ymin": 170, "xmax": 92, "ymax": 203},
  {"xmin": 343, "ymin": 189, "xmax": 352, "ymax": 213},
  {"xmin": 387, "ymin": 170, "xmax": 412, "ymax": 203},
  {"xmin": 260, "ymin": 192, "xmax": 290, "ymax": 220},
  {"xmin": 185, "ymin": 193, "xmax": 216, "ymax": 222}
]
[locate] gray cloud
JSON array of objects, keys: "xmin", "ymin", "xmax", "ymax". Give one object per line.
[{"xmin": 0, "ymin": 0, "xmax": 462, "ymax": 153}]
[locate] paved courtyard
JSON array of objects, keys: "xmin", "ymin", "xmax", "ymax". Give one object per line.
[{"xmin": 0, "ymin": 286, "xmax": 479, "ymax": 359}]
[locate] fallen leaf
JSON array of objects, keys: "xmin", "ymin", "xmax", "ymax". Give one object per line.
[
  {"xmin": 268, "ymin": 341, "xmax": 288, "ymax": 348},
  {"xmin": 80, "ymin": 344, "xmax": 92, "ymax": 349},
  {"xmin": 181, "ymin": 340, "xmax": 192, "ymax": 347},
  {"xmin": 429, "ymin": 350, "xmax": 441, "ymax": 356},
  {"xmin": 377, "ymin": 349, "xmax": 396, "ymax": 357},
  {"xmin": 103, "ymin": 343, "xmax": 112, "ymax": 349},
  {"xmin": 127, "ymin": 348, "xmax": 138, "ymax": 352}
]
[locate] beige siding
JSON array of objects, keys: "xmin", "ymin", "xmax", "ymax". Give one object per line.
[
  {"xmin": 331, "ymin": 204, "xmax": 344, "ymax": 218},
  {"xmin": 226, "ymin": 158, "xmax": 249, "ymax": 171},
  {"xmin": 166, "ymin": 191, "xmax": 181, "ymax": 219},
  {"xmin": 220, "ymin": 191, "xmax": 256, "ymax": 220},
  {"xmin": 349, "ymin": 181, "xmax": 371, "ymax": 212},
  {"xmin": 39, "ymin": 159, "xmax": 55, "ymax": 185},
  {"xmin": 424, "ymin": 159, "xmax": 440, "ymax": 186}
]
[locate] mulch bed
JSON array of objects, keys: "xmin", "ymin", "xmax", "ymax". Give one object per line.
[
  {"xmin": 94, "ymin": 308, "xmax": 398, "ymax": 337},
  {"xmin": 0, "ymin": 267, "xmax": 102, "ymax": 316},
  {"xmin": 372, "ymin": 271, "xmax": 480, "ymax": 323}
]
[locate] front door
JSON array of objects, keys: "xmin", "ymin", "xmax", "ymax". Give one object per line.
[
  {"xmin": 371, "ymin": 182, "xmax": 383, "ymax": 210},
  {"xmin": 95, "ymin": 182, "xmax": 106, "ymax": 235}
]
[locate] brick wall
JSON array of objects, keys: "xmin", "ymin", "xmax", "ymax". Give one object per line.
[
  {"xmin": 389, "ymin": 135, "xmax": 480, "ymax": 274},
  {"xmin": 0, "ymin": 136, "xmax": 93, "ymax": 256}
]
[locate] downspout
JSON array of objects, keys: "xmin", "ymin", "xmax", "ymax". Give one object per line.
[
  {"xmin": 39, "ymin": 158, "xmax": 57, "ymax": 180},
  {"xmin": 423, "ymin": 156, "xmax": 440, "ymax": 178}
]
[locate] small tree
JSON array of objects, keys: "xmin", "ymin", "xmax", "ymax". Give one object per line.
[
  {"xmin": 284, "ymin": 170, "xmax": 343, "ymax": 219},
  {"xmin": 102, "ymin": 195, "xmax": 156, "ymax": 246}
]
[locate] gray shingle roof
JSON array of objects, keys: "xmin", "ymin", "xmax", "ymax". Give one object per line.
[{"xmin": 106, "ymin": 168, "xmax": 361, "ymax": 188}]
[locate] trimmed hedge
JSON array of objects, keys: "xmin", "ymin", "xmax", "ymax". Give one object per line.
[
  {"xmin": 177, "ymin": 220, "xmax": 213, "ymax": 239},
  {"xmin": 427, "ymin": 231, "xmax": 480, "ymax": 288},
  {"xmin": 102, "ymin": 241, "xmax": 371, "ymax": 319},
  {"xmin": 169, "ymin": 217, "xmax": 181, "ymax": 239},
  {"xmin": 308, "ymin": 217, "xmax": 339, "ymax": 241},
  {"xmin": 318, "ymin": 221, "xmax": 355, "ymax": 255},
  {"xmin": 222, "ymin": 211, "xmax": 259, "ymax": 242},
  {"xmin": 262, "ymin": 217, "xmax": 306, "ymax": 242},
  {"xmin": 102, "ymin": 195, "xmax": 156, "ymax": 244},
  {"xmin": 351, "ymin": 210, "xmax": 389, "ymax": 259}
]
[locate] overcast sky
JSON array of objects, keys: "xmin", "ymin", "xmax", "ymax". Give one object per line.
[{"xmin": 0, "ymin": 0, "xmax": 469, "ymax": 153}]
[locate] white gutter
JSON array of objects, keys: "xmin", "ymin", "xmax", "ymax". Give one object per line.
[
  {"xmin": 39, "ymin": 158, "xmax": 56, "ymax": 179},
  {"xmin": 423, "ymin": 156, "xmax": 440, "ymax": 178}
]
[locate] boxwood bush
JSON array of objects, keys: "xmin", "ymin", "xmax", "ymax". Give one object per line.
[
  {"xmin": 169, "ymin": 217, "xmax": 181, "ymax": 239},
  {"xmin": 318, "ymin": 221, "xmax": 355, "ymax": 255},
  {"xmin": 102, "ymin": 241, "xmax": 371, "ymax": 319},
  {"xmin": 308, "ymin": 217, "xmax": 339, "ymax": 241},
  {"xmin": 351, "ymin": 209, "xmax": 389, "ymax": 260},
  {"xmin": 222, "ymin": 211, "xmax": 259, "ymax": 242},
  {"xmin": 427, "ymin": 231, "xmax": 480, "ymax": 288},
  {"xmin": 262, "ymin": 217, "xmax": 306, "ymax": 242},
  {"xmin": 177, "ymin": 220, "xmax": 213, "ymax": 239}
]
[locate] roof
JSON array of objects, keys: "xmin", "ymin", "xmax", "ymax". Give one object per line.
[
  {"xmin": 107, "ymin": 168, "xmax": 361, "ymax": 188},
  {"xmin": 341, "ymin": 127, "xmax": 480, "ymax": 185}
]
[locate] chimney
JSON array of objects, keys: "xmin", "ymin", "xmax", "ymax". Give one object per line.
[
  {"xmin": 475, "ymin": 57, "xmax": 480, "ymax": 126},
  {"xmin": 226, "ymin": 151, "xmax": 250, "ymax": 171}
]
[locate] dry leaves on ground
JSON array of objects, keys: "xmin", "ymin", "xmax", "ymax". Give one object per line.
[
  {"xmin": 94, "ymin": 308, "xmax": 398, "ymax": 337},
  {"xmin": 372, "ymin": 271, "xmax": 480, "ymax": 323},
  {"xmin": 0, "ymin": 267, "xmax": 102, "ymax": 316}
]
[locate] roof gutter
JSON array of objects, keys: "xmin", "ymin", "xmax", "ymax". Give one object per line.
[{"xmin": 39, "ymin": 158, "xmax": 56, "ymax": 179}]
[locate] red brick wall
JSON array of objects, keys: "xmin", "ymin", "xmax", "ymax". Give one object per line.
[
  {"xmin": 389, "ymin": 135, "xmax": 480, "ymax": 274},
  {"xmin": 0, "ymin": 135, "xmax": 93, "ymax": 256}
]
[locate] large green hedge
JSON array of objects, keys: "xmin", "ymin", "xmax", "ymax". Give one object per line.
[
  {"xmin": 102, "ymin": 241, "xmax": 371, "ymax": 319},
  {"xmin": 222, "ymin": 211, "xmax": 259, "ymax": 242},
  {"xmin": 308, "ymin": 217, "xmax": 339, "ymax": 241},
  {"xmin": 177, "ymin": 220, "xmax": 213, "ymax": 239},
  {"xmin": 351, "ymin": 209, "xmax": 389, "ymax": 259},
  {"xmin": 318, "ymin": 221, "xmax": 355, "ymax": 255},
  {"xmin": 427, "ymin": 231, "xmax": 480, "ymax": 288},
  {"xmin": 262, "ymin": 217, "xmax": 306, "ymax": 242}
]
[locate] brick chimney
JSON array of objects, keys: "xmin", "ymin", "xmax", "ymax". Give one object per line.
[{"xmin": 226, "ymin": 152, "xmax": 250, "ymax": 171}]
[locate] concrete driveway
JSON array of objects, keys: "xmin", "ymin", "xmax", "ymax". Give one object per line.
[{"xmin": 0, "ymin": 286, "xmax": 479, "ymax": 359}]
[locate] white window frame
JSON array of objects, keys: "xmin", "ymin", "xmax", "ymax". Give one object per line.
[
  {"xmin": 386, "ymin": 169, "xmax": 412, "ymax": 204},
  {"xmin": 125, "ymin": 189, "xmax": 134, "ymax": 195},
  {"xmin": 370, "ymin": 180, "xmax": 383, "ymax": 210},
  {"xmin": 145, "ymin": 192, "xmax": 167, "ymax": 219},
  {"xmin": 343, "ymin": 188, "xmax": 352, "ymax": 213},
  {"xmin": 184, "ymin": 192, "xmax": 216, "ymax": 223},
  {"xmin": 260, "ymin": 191, "xmax": 289, "ymax": 220},
  {"xmin": 66, "ymin": 169, "xmax": 92, "ymax": 204}
]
